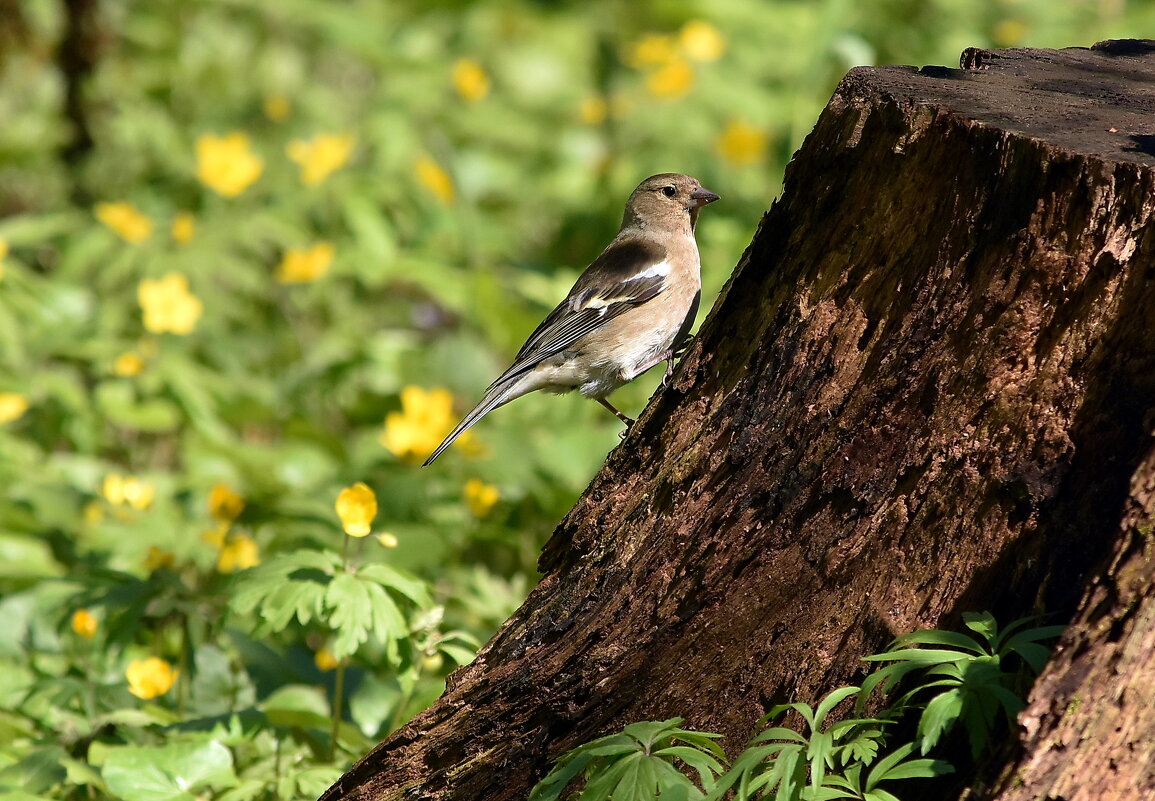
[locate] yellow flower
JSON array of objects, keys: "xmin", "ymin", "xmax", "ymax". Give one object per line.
[
  {"xmin": 335, "ymin": 482, "xmax": 377, "ymax": 538},
  {"xmin": 992, "ymin": 18, "xmax": 1027, "ymax": 47},
  {"xmin": 102, "ymin": 474, "xmax": 156, "ymax": 509},
  {"xmin": 71, "ymin": 609, "xmax": 98, "ymax": 639},
  {"xmin": 217, "ymin": 533, "xmax": 260, "ymax": 573},
  {"xmin": 579, "ymin": 95, "xmax": 608, "ymax": 125},
  {"xmin": 0, "ymin": 236, "xmax": 8, "ymax": 281},
  {"xmin": 376, "ymin": 532, "xmax": 399, "ymax": 548},
  {"xmin": 201, "ymin": 525, "xmax": 227, "ymax": 548},
  {"xmin": 83, "ymin": 501, "xmax": 104, "ymax": 524},
  {"xmin": 171, "ymin": 212, "xmax": 196, "ymax": 244},
  {"xmin": 113, "ymin": 351, "xmax": 145, "ymax": 377},
  {"xmin": 379, "ymin": 386, "xmax": 474, "ymax": 463},
  {"xmin": 463, "ymin": 478, "xmax": 499, "ymax": 518},
  {"xmin": 195, "ymin": 132, "xmax": 263, "ymax": 197},
  {"xmin": 314, "ymin": 648, "xmax": 340, "ymax": 672},
  {"xmin": 143, "ymin": 546, "xmax": 175, "ymax": 571},
  {"xmin": 414, "ymin": 155, "xmax": 455, "ymax": 205},
  {"xmin": 679, "ymin": 20, "xmax": 726, "ymax": 62},
  {"xmin": 95, "ymin": 202, "xmax": 153, "ymax": 244},
  {"xmin": 138, "ymin": 272, "xmax": 204, "ymax": 335},
  {"xmin": 646, "ymin": 58, "xmax": 694, "ymax": 99},
  {"xmin": 626, "ymin": 33, "xmax": 678, "ymax": 68},
  {"xmin": 275, "ymin": 242, "xmax": 334, "ymax": 284},
  {"xmin": 452, "ymin": 58, "xmax": 490, "ymax": 102},
  {"xmin": 286, "ymin": 133, "xmax": 356, "ymax": 187},
  {"xmin": 263, "ymin": 94, "xmax": 290, "ymax": 122},
  {"xmin": 715, "ymin": 119, "xmax": 768, "ymax": 166},
  {"xmin": 0, "ymin": 392, "xmax": 29, "ymax": 424},
  {"xmin": 209, "ymin": 483, "xmax": 244, "ymax": 523},
  {"xmin": 126, "ymin": 657, "xmax": 178, "ymax": 699}
]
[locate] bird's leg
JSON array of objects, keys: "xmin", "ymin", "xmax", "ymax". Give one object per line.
[
  {"xmin": 662, "ymin": 352, "xmax": 676, "ymax": 386},
  {"xmin": 597, "ymin": 398, "xmax": 635, "ymax": 431}
]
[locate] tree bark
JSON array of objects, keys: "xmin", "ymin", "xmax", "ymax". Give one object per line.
[{"xmin": 322, "ymin": 40, "xmax": 1155, "ymax": 801}]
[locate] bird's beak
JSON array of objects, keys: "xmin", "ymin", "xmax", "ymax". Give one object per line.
[{"xmin": 689, "ymin": 187, "xmax": 720, "ymax": 208}]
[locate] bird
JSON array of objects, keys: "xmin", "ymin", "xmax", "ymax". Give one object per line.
[{"xmin": 423, "ymin": 173, "xmax": 719, "ymax": 466}]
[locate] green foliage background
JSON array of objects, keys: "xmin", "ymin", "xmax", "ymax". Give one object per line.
[{"xmin": 0, "ymin": 1, "xmax": 1149, "ymax": 799}]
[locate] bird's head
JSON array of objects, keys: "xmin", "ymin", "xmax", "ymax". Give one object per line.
[{"xmin": 623, "ymin": 173, "xmax": 720, "ymax": 233}]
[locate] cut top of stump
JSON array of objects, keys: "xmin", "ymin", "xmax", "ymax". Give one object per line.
[{"xmin": 838, "ymin": 39, "xmax": 1155, "ymax": 168}]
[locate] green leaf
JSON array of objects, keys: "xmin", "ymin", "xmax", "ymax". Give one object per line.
[
  {"xmin": 654, "ymin": 745, "xmax": 725, "ymax": 789},
  {"xmin": 0, "ymin": 747, "xmax": 68, "ymax": 794},
  {"xmin": 101, "ymin": 740, "xmax": 235, "ymax": 801},
  {"xmin": 864, "ymin": 743, "xmax": 918, "ymax": 789},
  {"xmin": 813, "ymin": 687, "xmax": 860, "ymax": 730},
  {"xmin": 356, "ymin": 563, "xmax": 432, "ymax": 607},
  {"xmin": 1007, "ymin": 641, "xmax": 1052, "ymax": 674},
  {"xmin": 962, "ymin": 611, "xmax": 998, "ymax": 644},
  {"xmin": 861, "ymin": 648, "xmax": 974, "ymax": 666},
  {"xmin": 874, "ymin": 757, "xmax": 953, "ymax": 781},
  {"xmin": 917, "ymin": 689, "xmax": 963, "ymax": 753},
  {"xmin": 891, "ymin": 628, "xmax": 986, "ymax": 654}
]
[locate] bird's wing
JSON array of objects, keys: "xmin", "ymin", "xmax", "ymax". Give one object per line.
[{"xmin": 496, "ymin": 237, "xmax": 670, "ymax": 384}]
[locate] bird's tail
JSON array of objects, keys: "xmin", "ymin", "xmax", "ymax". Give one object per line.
[{"xmin": 422, "ymin": 377, "xmax": 522, "ymax": 466}]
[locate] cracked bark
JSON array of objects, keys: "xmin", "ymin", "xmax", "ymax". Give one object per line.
[{"xmin": 322, "ymin": 40, "xmax": 1155, "ymax": 801}]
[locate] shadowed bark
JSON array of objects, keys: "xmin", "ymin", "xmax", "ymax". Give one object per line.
[{"xmin": 323, "ymin": 40, "xmax": 1155, "ymax": 801}]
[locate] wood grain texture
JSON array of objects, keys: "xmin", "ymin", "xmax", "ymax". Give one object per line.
[{"xmin": 322, "ymin": 40, "xmax": 1155, "ymax": 801}]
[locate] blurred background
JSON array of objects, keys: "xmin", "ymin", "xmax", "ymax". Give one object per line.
[{"xmin": 1, "ymin": 1, "xmax": 1151, "ymax": 798}]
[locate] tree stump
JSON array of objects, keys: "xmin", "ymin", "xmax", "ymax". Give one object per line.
[{"xmin": 322, "ymin": 40, "xmax": 1155, "ymax": 801}]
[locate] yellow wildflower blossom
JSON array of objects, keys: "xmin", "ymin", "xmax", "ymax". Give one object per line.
[
  {"xmin": 126, "ymin": 657, "xmax": 178, "ymax": 699},
  {"xmin": 715, "ymin": 119, "xmax": 768, "ymax": 166},
  {"xmin": 143, "ymin": 546, "xmax": 176, "ymax": 571},
  {"xmin": 95, "ymin": 202, "xmax": 153, "ymax": 244},
  {"xmin": 414, "ymin": 155, "xmax": 455, "ymax": 205},
  {"xmin": 138, "ymin": 272, "xmax": 204, "ymax": 335},
  {"xmin": 286, "ymin": 133, "xmax": 356, "ymax": 187},
  {"xmin": 579, "ymin": 95, "xmax": 608, "ymax": 125},
  {"xmin": 71, "ymin": 609, "xmax": 98, "ymax": 639},
  {"xmin": 113, "ymin": 352, "xmax": 145, "ymax": 377},
  {"xmin": 217, "ymin": 533, "xmax": 260, "ymax": 573},
  {"xmin": 376, "ymin": 532, "xmax": 399, "ymax": 548},
  {"xmin": 336, "ymin": 482, "xmax": 377, "ymax": 538},
  {"xmin": 0, "ymin": 236, "xmax": 8, "ymax": 281},
  {"xmin": 83, "ymin": 501, "xmax": 104, "ymax": 524},
  {"xmin": 171, "ymin": 212, "xmax": 196, "ymax": 244},
  {"xmin": 379, "ymin": 386, "xmax": 474, "ymax": 463},
  {"xmin": 627, "ymin": 33, "xmax": 678, "ymax": 68},
  {"xmin": 314, "ymin": 648, "xmax": 340, "ymax": 672},
  {"xmin": 201, "ymin": 525, "xmax": 227, "ymax": 549},
  {"xmin": 463, "ymin": 478, "xmax": 500, "ymax": 518},
  {"xmin": 646, "ymin": 58, "xmax": 694, "ymax": 99},
  {"xmin": 208, "ymin": 483, "xmax": 244, "ymax": 523},
  {"xmin": 195, "ymin": 132, "xmax": 263, "ymax": 197},
  {"xmin": 992, "ymin": 19, "xmax": 1027, "ymax": 47},
  {"xmin": 679, "ymin": 20, "xmax": 726, "ymax": 62},
  {"xmin": 263, "ymin": 94, "xmax": 290, "ymax": 122},
  {"xmin": 275, "ymin": 242, "xmax": 334, "ymax": 284},
  {"xmin": 452, "ymin": 58, "xmax": 490, "ymax": 102},
  {"xmin": 0, "ymin": 392, "xmax": 29, "ymax": 424},
  {"xmin": 102, "ymin": 474, "xmax": 156, "ymax": 509}
]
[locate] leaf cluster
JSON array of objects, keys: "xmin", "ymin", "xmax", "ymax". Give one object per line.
[{"xmin": 532, "ymin": 613, "xmax": 1065, "ymax": 801}]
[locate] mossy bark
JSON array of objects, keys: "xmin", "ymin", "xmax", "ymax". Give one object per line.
[{"xmin": 322, "ymin": 40, "xmax": 1155, "ymax": 801}]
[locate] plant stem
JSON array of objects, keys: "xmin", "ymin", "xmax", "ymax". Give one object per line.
[{"xmin": 328, "ymin": 661, "xmax": 346, "ymax": 762}]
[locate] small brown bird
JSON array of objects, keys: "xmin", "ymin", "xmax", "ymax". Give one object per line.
[{"xmin": 423, "ymin": 173, "xmax": 718, "ymax": 466}]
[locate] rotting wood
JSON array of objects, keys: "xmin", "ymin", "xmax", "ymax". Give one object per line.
[{"xmin": 322, "ymin": 40, "xmax": 1155, "ymax": 801}]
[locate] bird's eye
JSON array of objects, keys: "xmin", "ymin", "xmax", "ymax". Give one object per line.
[{"xmin": 661, "ymin": 185, "xmax": 676, "ymax": 198}]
